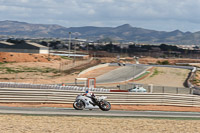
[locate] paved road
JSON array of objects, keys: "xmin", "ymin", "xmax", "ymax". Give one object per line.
[
  {"xmin": 0, "ymin": 106, "xmax": 199, "ymax": 118},
  {"xmin": 95, "ymin": 63, "xmax": 194, "ymax": 84},
  {"xmin": 109, "ymin": 63, "xmax": 194, "ymax": 70},
  {"xmin": 96, "ymin": 65, "xmax": 149, "ymax": 84}
]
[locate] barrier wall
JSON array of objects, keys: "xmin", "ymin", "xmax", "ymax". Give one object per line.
[
  {"xmin": 0, "ymin": 82, "xmax": 110, "ymax": 92},
  {"xmin": 0, "ymin": 88, "xmax": 200, "ymax": 107},
  {"xmin": 184, "ymin": 67, "xmax": 200, "ymax": 95}
]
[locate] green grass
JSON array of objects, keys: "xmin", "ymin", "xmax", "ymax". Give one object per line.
[
  {"xmin": 150, "ymin": 68, "xmax": 159, "ymax": 77},
  {"xmin": 23, "ymin": 67, "xmax": 59, "ymax": 73},
  {"xmin": 60, "ymin": 56, "xmax": 72, "ymax": 60},
  {"xmin": 0, "ymin": 67, "xmax": 24, "ymax": 73},
  {"xmin": 150, "ymin": 68, "xmax": 165, "ymax": 78},
  {"xmin": 192, "ymin": 79, "xmax": 200, "ymax": 84},
  {"xmin": 0, "ymin": 66, "xmax": 59, "ymax": 74},
  {"xmin": 134, "ymin": 71, "xmax": 150, "ymax": 80},
  {"xmin": 157, "ymin": 60, "xmax": 170, "ymax": 65},
  {"xmin": 0, "ymin": 78, "xmax": 9, "ymax": 80}
]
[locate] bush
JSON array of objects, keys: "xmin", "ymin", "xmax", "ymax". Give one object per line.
[
  {"xmin": 162, "ymin": 60, "xmax": 170, "ymax": 65},
  {"xmin": 157, "ymin": 60, "xmax": 170, "ymax": 65}
]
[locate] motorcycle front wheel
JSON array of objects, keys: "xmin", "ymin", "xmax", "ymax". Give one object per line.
[
  {"xmin": 99, "ymin": 100, "xmax": 111, "ymax": 111},
  {"xmin": 73, "ymin": 100, "xmax": 85, "ymax": 110}
]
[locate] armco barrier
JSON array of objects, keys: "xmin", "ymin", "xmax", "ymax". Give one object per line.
[
  {"xmin": 185, "ymin": 67, "xmax": 196, "ymax": 88},
  {"xmin": 0, "ymin": 82, "xmax": 110, "ymax": 92},
  {"xmin": 0, "ymin": 88, "xmax": 200, "ymax": 107}
]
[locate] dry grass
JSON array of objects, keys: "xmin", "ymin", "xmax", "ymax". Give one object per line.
[
  {"xmin": 135, "ymin": 67, "xmax": 190, "ymax": 87},
  {"xmin": 0, "ymin": 115, "xmax": 199, "ymax": 133}
]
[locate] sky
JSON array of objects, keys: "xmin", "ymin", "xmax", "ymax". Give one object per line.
[{"xmin": 0, "ymin": 0, "xmax": 200, "ymax": 32}]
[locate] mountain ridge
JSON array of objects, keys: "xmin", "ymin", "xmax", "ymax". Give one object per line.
[{"xmin": 0, "ymin": 20, "xmax": 200, "ymax": 44}]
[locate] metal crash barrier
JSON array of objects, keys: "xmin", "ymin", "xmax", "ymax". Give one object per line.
[
  {"xmin": 0, "ymin": 82, "xmax": 109, "ymax": 92},
  {"xmin": 0, "ymin": 87, "xmax": 199, "ymax": 107}
]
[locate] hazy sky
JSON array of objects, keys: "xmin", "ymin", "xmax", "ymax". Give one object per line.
[{"xmin": 0, "ymin": 0, "xmax": 200, "ymax": 32}]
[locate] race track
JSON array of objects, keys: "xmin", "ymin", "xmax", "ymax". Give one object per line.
[
  {"xmin": 0, "ymin": 106, "xmax": 199, "ymax": 118},
  {"xmin": 96, "ymin": 65, "xmax": 149, "ymax": 83}
]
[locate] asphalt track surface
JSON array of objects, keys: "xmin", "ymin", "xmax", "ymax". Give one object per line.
[
  {"xmin": 0, "ymin": 106, "xmax": 200, "ymax": 118},
  {"xmin": 96, "ymin": 65, "xmax": 149, "ymax": 83},
  {"xmin": 95, "ymin": 64, "xmax": 194, "ymax": 84}
]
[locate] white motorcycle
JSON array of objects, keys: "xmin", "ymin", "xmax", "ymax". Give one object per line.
[{"xmin": 73, "ymin": 94, "xmax": 111, "ymax": 111}]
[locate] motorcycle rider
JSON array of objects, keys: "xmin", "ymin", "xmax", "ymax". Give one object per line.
[{"xmin": 83, "ymin": 89, "xmax": 97, "ymax": 106}]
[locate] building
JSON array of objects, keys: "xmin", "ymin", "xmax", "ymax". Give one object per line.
[{"xmin": 0, "ymin": 41, "xmax": 48, "ymax": 54}]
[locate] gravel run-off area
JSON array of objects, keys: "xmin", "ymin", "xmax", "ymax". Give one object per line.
[
  {"xmin": 135, "ymin": 67, "xmax": 190, "ymax": 87},
  {"xmin": 0, "ymin": 115, "xmax": 200, "ymax": 133}
]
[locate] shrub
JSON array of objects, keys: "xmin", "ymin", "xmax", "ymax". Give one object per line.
[{"xmin": 157, "ymin": 60, "xmax": 170, "ymax": 65}]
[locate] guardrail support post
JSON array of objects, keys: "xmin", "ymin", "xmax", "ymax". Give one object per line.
[
  {"xmin": 149, "ymin": 84, "xmax": 153, "ymax": 93},
  {"xmin": 162, "ymin": 87, "xmax": 164, "ymax": 93},
  {"xmin": 190, "ymin": 87, "xmax": 193, "ymax": 94}
]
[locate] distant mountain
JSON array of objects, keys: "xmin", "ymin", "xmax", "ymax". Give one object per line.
[
  {"xmin": 0, "ymin": 20, "xmax": 68, "ymax": 38},
  {"xmin": 0, "ymin": 20, "xmax": 200, "ymax": 44}
]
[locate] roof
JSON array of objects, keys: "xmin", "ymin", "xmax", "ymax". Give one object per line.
[
  {"xmin": 0, "ymin": 41, "xmax": 43, "ymax": 49},
  {"xmin": 0, "ymin": 41, "xmax": 15, "ymax": 45},
  {"xmin": 27, "ymin": 42, "xmax": 47, "ymax": 48}
]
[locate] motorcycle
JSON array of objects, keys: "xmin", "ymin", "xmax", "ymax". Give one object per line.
[{"xmin": 73, "ymin": 94, "xmax": 111, "ymax": 111}]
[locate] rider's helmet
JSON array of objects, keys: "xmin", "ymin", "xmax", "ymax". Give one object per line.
[{"xmin": 85, "ymin": 89, "xmax": 89, "ymax": 94}]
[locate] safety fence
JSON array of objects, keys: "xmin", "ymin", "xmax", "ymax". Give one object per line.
[
  {"xmin": 184, "ymin": 67, "xmax": 200, "ymax": 95},
  {"xmin": 60, "ymin": 57, "xmax": 93, "ymax": 71},
  {"xmin": 0, "ymin": 82, "xmax": 110, "ymax": 92},
  {"xmin": 107, "ymin": 66, "xmax": 196, "ymax": 95},
  {"xmin": 99, "ymin": 84, "xmax": 193, "ymax": 94},
  {"xmin": 0, "ymin": 88, "xmax": 200, "ymax": 107},
  {"xmin": 0, "ymin": 82, "xmax": 194, "ymax": 95}
]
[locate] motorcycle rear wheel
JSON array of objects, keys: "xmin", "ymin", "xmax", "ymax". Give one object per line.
[
  {"xmin": 73, "ymin": 100, "xmax": 85, "ymax": 110},
  {"xmin": 99, "ymin": 100, "xmax": 111, "ymax": 111}
]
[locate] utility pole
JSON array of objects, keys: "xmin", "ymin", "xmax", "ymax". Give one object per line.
[
  {"xmin": 75, "ymin": 37, "xmax": 77, "ymax": 55},
  {"xmin": 73, "ymin": 37, "xmax": 78, "ymax": 65},
  {"xmin": 87, "ymin": 42, "xmax": 89, "ymax": 55},
  {"xmin": 68, "ymin": 32, "xmax": 71, "ymax": 57},
  {"xmin": 48, "ymin": 43, "xmax": 50, "ymax": 61},
  {"xmin": 133, "ymin": 56, "xmax": 139, "ymax": 87}
]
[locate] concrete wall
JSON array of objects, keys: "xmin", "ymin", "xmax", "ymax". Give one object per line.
[{"xmin": 39, "ymin": 47, "xmax": 49, "ymax": 54}]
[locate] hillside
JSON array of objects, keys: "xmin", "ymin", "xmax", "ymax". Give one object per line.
[
  {"xmin": 0, "ymin": 20, "xmax": 68, "ymax": 38},
  {"xmin": 0, "ymin": 52, "xmax": 99, "ymax": 84},
  {"xmin": 0, "ymin": 20, "xmax": 200, "ymax": 44}
]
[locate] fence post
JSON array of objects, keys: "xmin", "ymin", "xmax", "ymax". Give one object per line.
[
  {"xmin": 149, "ymin": 84, "xmax": 153, "ymax": 93},
  {"xmin": 162, "ymin": 86, "xmax": 164, "ymax": 93},
  {"xmin": 190, "ymin": 87, "xmax": 193, "ymax": 94},
  {"xmin": 176, "ymin": 88, "xmax": 178, "ymax": 94}
]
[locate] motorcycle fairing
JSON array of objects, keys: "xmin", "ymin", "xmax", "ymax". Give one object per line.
[{"xmin": 76, "ymin": 95, "xmax": 99, "ymax": 109}]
